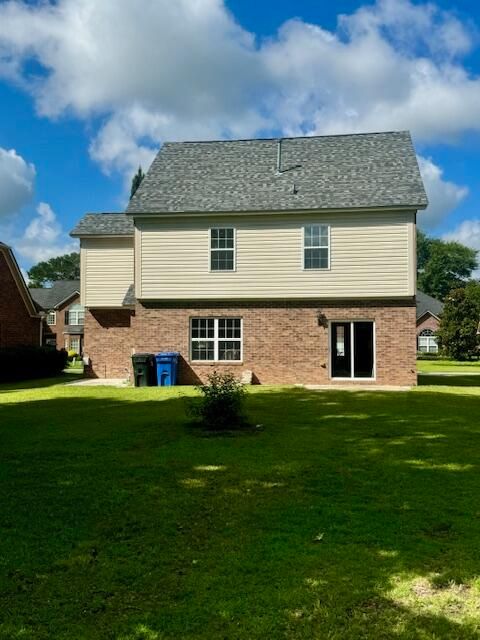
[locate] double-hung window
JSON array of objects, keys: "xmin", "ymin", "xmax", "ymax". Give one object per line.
[
  {"xmin": 418, "ymin": 329, "xmax": 438, "ymax": 354},
  {"xmin": 67, "ymin": 304, "xmax": 85, "ymax": 326},
  {"xmin": 304, "ymin": 224, "xmax": 329, "ymax": 269},
  {"xmin": 210, "ymin": 228, "xmax": 235, "ymax": 271},
  {"xmin": 46, "ymin": 311, "xmax": 56, "ymax": 326},
  {"xmin": 191, "ymin": 317, "xmax": 242, "ymax": 361}
]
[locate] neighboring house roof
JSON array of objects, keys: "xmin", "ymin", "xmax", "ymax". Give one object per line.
[
  {"xmin": 0, "ymin": 242, "xmax": 39, "ymax": 317},
  {"xmin": 70, "ymin": 213, "xmax": 134, "ymax": 237},
  {"xmin": 416, "ymin": 290, "xmax": 444, "ymax": 321},
  {"xmin": 125, "ymin": 131, "xmax": 428, "ymax": 215},
  {"xmin": 29, "ymin": 280, "xmax": 80, "ymax": 310}
]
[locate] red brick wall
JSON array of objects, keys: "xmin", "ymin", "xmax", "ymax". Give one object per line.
[
  {"xmin": 84, "ymin": 309, "xmax": 135, "ymax": 379},
  {"xmin": 0, "ymin": 252, "xmax": 40, "ymax": 348},
  {"xmin": 85, "ymin": 300, "xmax": 416, "ymax": 386},
  {"xmin": 416, "ymin": 313, "xmax": 440, "ymax": 335}
]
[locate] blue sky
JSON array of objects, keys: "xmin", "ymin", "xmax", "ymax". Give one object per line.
[{"xmin": 0, "ymin": 0, "xmax": 479, "ymax": 274}]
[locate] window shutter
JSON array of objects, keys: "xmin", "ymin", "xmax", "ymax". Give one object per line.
[{"xmin": 65, "ymin": 310, "xmax": 69, "ymax": 325}]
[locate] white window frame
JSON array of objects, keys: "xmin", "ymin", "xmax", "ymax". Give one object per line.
[
  {"xmin": 418, "ymin": 330, "xmax": 438, "ymax": 354},
  {"xmin": 67, "ymin": 309, "xmax": 85, "ymax": 325},
  {"xmin": 209, "ymin": 227, "xmax": 236, "ymax": 272},
  {"xmin": 328, "ymin": 320, "xmax": 376, "ymax": 380},
  {"xmin": 69, "ymin": 337, "xmax": 81, "ymax": 353},
  {"xmin": 302, "ymin": 224, "xmax": 330, "ymax": 271},
  {"xmin": 190, "ymin": 317, "xmax": 243, "ymax": 362},
  {"xmin": 46, "ymin": 311, "xmax": 56, "ymax": 326}
]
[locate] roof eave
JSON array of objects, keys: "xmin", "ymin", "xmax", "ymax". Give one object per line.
[{"xmin": 127, "ymin": 204, "xmax": 426, "ymax": 218}]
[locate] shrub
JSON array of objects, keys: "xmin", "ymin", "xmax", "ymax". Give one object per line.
[
  {"xmin": 0, "ymin": 346, "xmax": 68, "ymax": 383},
  {"xmin": 67, "ymin": 350, "xmax": 79, "ymax": 361},
  {"xmin": 188, "ymin": 370, "xmax": 248, "ymax": 430}
]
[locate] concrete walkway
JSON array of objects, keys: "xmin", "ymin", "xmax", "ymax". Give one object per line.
[{"xmin": 66, "ymin": 378, "xmax": 129, "ymax": 387}]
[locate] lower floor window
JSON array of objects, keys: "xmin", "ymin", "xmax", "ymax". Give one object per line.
[
  {"xmin": 418, "ymin": 329, "xmax": 438, "ymax": 353},
  {"xmin": 331, "ymin": 321, "xmax": 375, "ymax": 379},
  {"xmin": 191, "ymin": 317, "xmax": 242, "ymax": 361}
]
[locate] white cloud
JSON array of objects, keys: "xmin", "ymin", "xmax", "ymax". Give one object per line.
[
  {"xmin": 0, "ymin": 0, "xmax": 479, "ymax": 183},
  {"xmin": 444, "ymin": 219, "xmax": 480, "ymax": 277},
  {"xmin": 0, "ymin": 147, "xmax": 35, "ymax": 216},
  {"xmin": 15, "ymin": 202, "xmax": 77, "ymax": 263},
  {"xmin": 444, "ymin": 219, "xmax": 480, "ymax": 251},
  {"xmin": 417, "ymin": 155, "xmax": 468, "ymax": 229}
]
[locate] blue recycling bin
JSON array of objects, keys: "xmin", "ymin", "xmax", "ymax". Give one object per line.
[{"xmin": 155, "ymin": 352, "xmax": 180, "ymax": 386}]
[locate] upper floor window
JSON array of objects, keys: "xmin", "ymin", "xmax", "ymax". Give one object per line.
[
  {"xmin": 46, "ymin": 311, "xmax": 56, "ymax": 326},
  {"xmin": 210, "ymin": 228, "xmax": 235, "ymax": 271},
  {"xmin": 66, "ymin": 304, "xmax": 85, "ymax": 326},
  {"xmin": 304, "ymin": 224, "xmax": 329, "ymax": 269}
]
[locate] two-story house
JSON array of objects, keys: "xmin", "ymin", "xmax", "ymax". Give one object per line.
[
  {"xmin": 71, "ymin": 131, "xmax": 427, "ymax": 386},
  {"xmin": 29, "ymin": 281, "xmax": 84, "ymax": 353},
  {"xmin": 0, "ymin": 242, "xmax": 41, "ymax": 347}
]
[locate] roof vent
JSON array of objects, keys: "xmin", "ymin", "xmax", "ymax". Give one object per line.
[{"xmin": 275, "ymin": 138, "xmax": 282, "ymax": 175}]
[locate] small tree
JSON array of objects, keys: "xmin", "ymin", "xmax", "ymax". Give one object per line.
[
  {"xmin": 188, "ymin": 370, "xmax": 248, "ymax": 430},
  {"xmin": 437, "ymin": 282, "xmax": 480, "ymax": 360},
  {"xmin": 130, "ymin": 166, "xmax": 145, "ymax": 199}
]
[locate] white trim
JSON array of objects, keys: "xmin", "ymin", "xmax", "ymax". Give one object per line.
[
  {"xmin": 208, "ymin": 227, "xmax": 236, "ymax": 272},
  {"xmin": 328, "ymin": 320, "xmax": 376, "ymax": 381},
  {"xmin": 302, "ymin": 223, "xmax": 330, "ymax": 271},
  {"xmin": 53, "ymin": 291, "xmax": 80, "ymax": 309},
  {"xmin": 46, "ymin": 311, "xmax": 56, "ymax": 326},
  {"xmin": 130, "ymin": 206, "xmax": 423, "ymax": 222},
  {"xmin": 190, "ymin": 316, "xmax": 243, "ymax": 362}
]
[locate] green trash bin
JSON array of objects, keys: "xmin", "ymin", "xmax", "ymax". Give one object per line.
[{"xmin": 131, "ymin": 353, "xmax": 156, "ymax": 387}]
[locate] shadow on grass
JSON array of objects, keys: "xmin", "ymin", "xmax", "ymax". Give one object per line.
[
  {"xmin": 0, "ymin": 374, "xmax": 74, "ymax": 393},
  {"xmin": 1, "ymin": 386, "xmax": 480, "ymax": 638},
  {"xmin": 418, "ymin": 373, "xmax": 480, "ymax": 387}
]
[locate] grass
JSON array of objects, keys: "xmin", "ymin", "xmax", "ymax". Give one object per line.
[
  {"xmin": 1, "ymin": 379, "xmax": 480, "ymax": 638},
  {"xmin": 417, "ymin": 359, "xmax": 480, "ymax": 373}
]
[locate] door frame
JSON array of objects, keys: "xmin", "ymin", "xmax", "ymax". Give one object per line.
[{"xmin": 328, "ymin": 320, "xmax": 376, "ymax": 381}]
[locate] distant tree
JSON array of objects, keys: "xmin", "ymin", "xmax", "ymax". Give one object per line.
[
  {"xmin": 437, "ymin": 281, "xmax": 480, "ymax": 360},
  {"xmin": 417, "ymin": 231, "xmax": 478, "ymax": 301},
  {"xmin": 28, "ymin": 252, "xmax": 80, "ymax": 287},
  {"xmin": 130, "ymin": 166, "xmax": 145, "ymax": 199}
]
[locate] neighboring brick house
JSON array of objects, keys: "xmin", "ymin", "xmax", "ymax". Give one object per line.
[
  {"xmin": 0, "ymin": 242, "xmax": 41, "ymax": 347},
  {"xmin": 29, "ymin": 281, "xmax": 84, "ymax": 354},
  {"xmin": 416, "ymin": 290, "xmax": 444, "ymax": 354},
  {"xmin": 71, "ymin": 131, "xmax": 428, "ymax": 386}
]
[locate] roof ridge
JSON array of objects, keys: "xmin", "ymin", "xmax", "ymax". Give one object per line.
[{"xmin": 162, "ymin": 130, "xmax": 411, "ymax": 146}]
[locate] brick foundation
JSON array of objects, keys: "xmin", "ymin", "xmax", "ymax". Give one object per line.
[{"xmin": 84, "ymin": 299, "xmax": 417, "ymax": 386}]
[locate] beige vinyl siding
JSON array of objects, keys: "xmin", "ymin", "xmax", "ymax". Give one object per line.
[
  {"xmin": 81, "ymin": 237, "xmax": 134, "ymax": 307},
  {"xmin": 137, "ymin": 211, "xmax": 415, "ymax": 300}
]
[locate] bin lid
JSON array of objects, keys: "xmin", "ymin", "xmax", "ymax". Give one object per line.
[
  {"xmin": 132, "ymin": 352, "xmax": 155, "ymax": 361},
  {"xmin": 156, "ymin": 351, "xmax": 180, "ymax": 360}
]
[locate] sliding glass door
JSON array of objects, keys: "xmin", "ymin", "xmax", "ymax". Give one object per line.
[{"xmin": 331, "ymin": 321, "xmax": 375, "ymax": 379}]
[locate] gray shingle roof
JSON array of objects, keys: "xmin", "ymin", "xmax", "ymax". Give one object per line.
[
  {"xmin": 126, "ymin": 131, "xmax": 427, "ymax": 215},
  {"xmin": 416, "ymin": 290, "xmax": 444, "ymax": 320},
  {"xmin": 29, "ymin": 280, "xmax": 80, "ymax": 310},
  {"xmin": 70, "ymin": 213, "xmax": 134, "ymax": 237}
]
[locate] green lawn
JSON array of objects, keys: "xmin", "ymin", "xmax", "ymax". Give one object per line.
[
  {"xmin": 417, "ymin": 359, "xmax": 480, "ymax": 373},
  {"xmin": 1, "ymin": 380, "xmax": 480, "ymax": 639}
]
